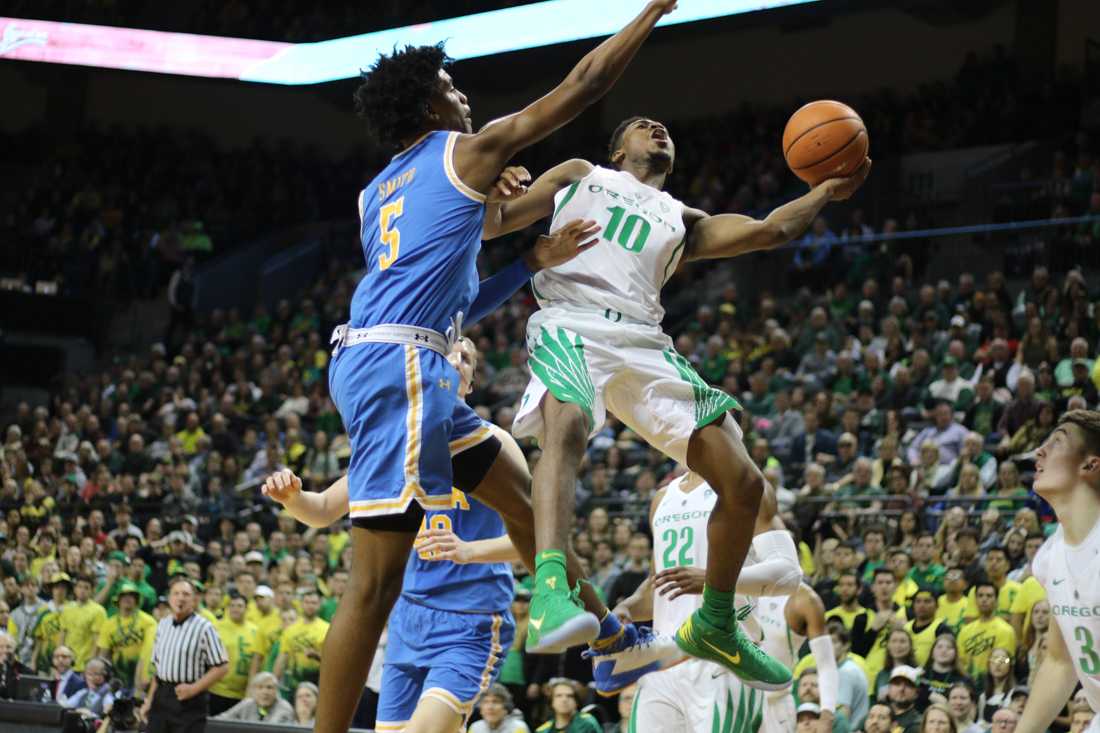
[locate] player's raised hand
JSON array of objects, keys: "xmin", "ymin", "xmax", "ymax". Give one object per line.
[
  {"xmin": 654, "ymin": 566, "xmax": 706, "ymax": 601},
  {"xmin": 487, "ymin": 166, "xmax": 532, "ymax": 204},
  {"xmin": 415, "ymin": 527, "xmax": 474, "ymax": 564},
  {"xmin": 524, "ymin": 218, "xmax": 601, "ymax": 272},
  {"xmin": 648, "ymin": 0, "xmax": 678, "ymax": 15},
  {"xmin": 261, "ymin": 468, "xmax": 302, "ymax": 505},
  {"xmin": 821, "ymin": 157, "xmax": 872, "ymax": 201}
]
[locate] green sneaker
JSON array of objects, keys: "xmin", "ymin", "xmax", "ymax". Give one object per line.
[
  {"xmin": 674, "ymin": 608, "xmax": 792, "ymax": 690},
  {"xmin": 526, "ymin": 582, "xmax": 600, "ymax": 654}
]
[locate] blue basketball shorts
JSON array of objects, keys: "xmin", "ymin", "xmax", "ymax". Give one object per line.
[
  {"xmin": 375, "ymin": 596, "xmax": 514, "ymax": 729},
  {"xmin": 328, "ymin": 342, "xmax": 494, "ymax": 522}
]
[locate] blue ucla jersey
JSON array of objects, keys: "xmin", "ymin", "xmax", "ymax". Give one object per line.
[
  {"xmin": 402, "ymin": 490, "xmax": 514, "ymax": 614},
  {"xmin": 352, "ymin": 130, "xmax": 486, "ymax": 334}
]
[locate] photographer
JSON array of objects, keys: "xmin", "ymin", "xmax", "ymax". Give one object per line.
[{"xmin": 97, "ymin": 689, "xmax": 141, "ymax": 733}]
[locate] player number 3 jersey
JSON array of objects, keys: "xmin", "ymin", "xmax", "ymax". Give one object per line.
[
  {"xmin": 1032, "ymin": 523, "xmax": 1100, "ymax": 715},
  {"xmin": 532, "ymin": 165, "xmax": 686, "ymax": 325}
]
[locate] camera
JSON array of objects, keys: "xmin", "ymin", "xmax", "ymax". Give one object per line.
[{"xmin": 109, "ymin": 690, "xmax": 140, "ymax": 732}]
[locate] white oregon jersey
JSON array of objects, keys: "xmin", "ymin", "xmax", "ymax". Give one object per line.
[
  {"xmin": 754, "ymin": 594, "xmax": 806, "ymax": 673},
  {"xmin": 652, "ymin": 474, "xmax": 716, "ymax": 637},
  {"xmin": 1033, "ymin": 522, "xmax": 1100, "ymax": 715},
  {"xmin": 532, "ymin": 165, "xmax": 687, "ymax": 324}
]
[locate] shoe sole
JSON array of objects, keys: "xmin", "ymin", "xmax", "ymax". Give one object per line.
[
  {"xmin": 674, "ymin": 633, "xmax": 792, "ymax": 692},
  {"xmin": 527, "ymin": 611, "xmax": 600, "ymax": 654}
]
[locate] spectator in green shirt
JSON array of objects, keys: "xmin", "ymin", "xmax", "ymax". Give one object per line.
[
  {"xmin": 319, "ymin": 570, "xmax": 347, "ymax": 622},
  {"xmin": 908, "ymin": 533, "xmax": 946, "ymax": 595}
]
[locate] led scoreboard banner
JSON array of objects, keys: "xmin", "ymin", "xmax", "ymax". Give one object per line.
[{"xmin": 0, "ymin": 0, "xmax": 820, "ymax": 85}]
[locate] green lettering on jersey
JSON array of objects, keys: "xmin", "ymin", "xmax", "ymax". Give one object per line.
[{"xmin": 604, "ymin": 206, "xmax": 652, "ymax": 253}]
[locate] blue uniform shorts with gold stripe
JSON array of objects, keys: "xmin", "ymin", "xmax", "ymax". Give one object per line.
[
  {"xmin": 375, "ymin": 596, "xmax": 514, "ymax": 730},
  {"xmin": 328, "ymin": 342, "xmax": 494, "ymax": 522}
]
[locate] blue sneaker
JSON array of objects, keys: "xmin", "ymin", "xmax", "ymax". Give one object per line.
[{"xmin": 584, "ymin": 625, "xmax": 682, "ymax": 696}]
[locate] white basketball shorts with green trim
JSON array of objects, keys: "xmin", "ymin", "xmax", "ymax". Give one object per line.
[{"xmin": 512, "ymin": 305, "xmax": 743, "ymax": 465}]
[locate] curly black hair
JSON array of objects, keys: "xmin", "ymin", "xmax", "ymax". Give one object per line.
[
  {"xmin": 354, "ymin": 43, "xmax": 451, "ymax": 150},
  {"xmin": 607, "ymin": 116, "xmax": 645, "ymax": 167}
]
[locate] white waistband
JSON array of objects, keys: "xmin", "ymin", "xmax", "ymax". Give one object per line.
[{"xmin": 330, "ymin": 323, "xmax": 449, "ymax": 357}]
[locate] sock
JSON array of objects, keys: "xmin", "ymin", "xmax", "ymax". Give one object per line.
[
  {"xmin": 591, "ymin": 610, "xmax": 625, "ymax": 649},
  {"xmin": 699, "ymin": 585, "xmax": 733, "ymax": 631},
  {"xmin": 534, "ymin": 550, "xmax": 568, "ymax": 593}
]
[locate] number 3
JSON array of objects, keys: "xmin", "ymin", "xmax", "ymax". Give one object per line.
[{"xmin": 378, "ymin": 196, "xmax": 405, "ymax": 271}]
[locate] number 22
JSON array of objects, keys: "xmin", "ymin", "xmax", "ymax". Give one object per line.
[{"xmin": 378, "ymin": 196, "xmax": 405, "ymax": 271}]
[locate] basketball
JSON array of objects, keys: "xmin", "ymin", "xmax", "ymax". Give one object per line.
[{"xmin": 782, "ymin": 100, "xmax": 869, "ymax": 186}]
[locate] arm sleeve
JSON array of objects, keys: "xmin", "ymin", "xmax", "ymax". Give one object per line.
[
  {"xmin": 733, "ymin": 531, "xmax": 803, "ymax": 597},
  {"xmin": 203, "ymin": 623, "xmax": 230, "ymax": 667},
  {"xmin": 466, "ymin": 259, "xmax": 533, "ymax": 326},
  {"xmin": 810, "ymin": 634, "xmax": 839, "ymax": 713}
]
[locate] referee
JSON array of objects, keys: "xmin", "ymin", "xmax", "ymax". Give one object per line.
[{"xmin": 139, "ymin": 577, "xmax": 228, "ymax": 733}]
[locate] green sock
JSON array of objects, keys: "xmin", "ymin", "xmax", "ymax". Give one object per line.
[
  {"xmin": 534, "ymin": 549, "xmax": 568, "ymax": 593},
  {"xmin": 700, "ymin": 585, "xmax": 733, "ymax": 630}
]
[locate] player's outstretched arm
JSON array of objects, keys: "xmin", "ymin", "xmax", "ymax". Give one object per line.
[
  {"xmin": 454, "ymin": 2, "xmax": 676, "ymax": 192},
  {"xmin": 681, "ymin": 158, "xmax": 871, "ymax": 262},
  {"xmin": 1017, "ymin": 618, "xmax": 1078, "ymax": 733},
  {"xmin": 482, "ymin": 160, "xmax": 595, "ymax": 239},
  {"xmin": 261, "ymin": 469, "xmax": 348, "ymax": 528},
  {"xmin": 415, "ymin": 528, "xmax": 522, "ymax": 564}
]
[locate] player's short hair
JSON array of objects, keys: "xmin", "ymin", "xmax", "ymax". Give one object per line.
[
  {"xmin": 354, "ymin": 43, "xmax": 451, "ymax": 149},
  {"xmin": 1058, "ymin": 409, "xmax": 1100, "ymax": 457},
  {"xmin": 608, "ymin": 116, "xmax": 646, "ymax": 166}
]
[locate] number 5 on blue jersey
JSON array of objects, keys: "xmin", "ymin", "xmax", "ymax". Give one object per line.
[{"xmin": 379, "ymin": 196, "xmax": 405, "ymax": 270}]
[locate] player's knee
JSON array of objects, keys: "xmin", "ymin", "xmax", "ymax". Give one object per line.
[
  {"xmin": 345, "ymin": 574, "xmax": 401, "ymax": 610},
  {"xmin": 546, "ymin": 401, "xmax": 588, "ymax": 453}
]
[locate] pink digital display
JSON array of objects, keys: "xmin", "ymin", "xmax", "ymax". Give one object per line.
[{"xmin": 0, "ymin": 17, "xmax": 289, "ymax": 79}]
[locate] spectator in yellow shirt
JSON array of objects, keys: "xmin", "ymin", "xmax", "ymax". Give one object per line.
[
  {"xmin": 956, "ymin": 583, "xmax": 1016, "ymax": 682},
  {"xmin": 58, "ymin": 576, "xmax": 106, "ymax": 672},
  {"xmin": 174, "ymin": 412, "xmax": 207, "ymax": 456},
  {"xmin": 273, "ymin": 589, "xmax": 328, "ymax": 692}
]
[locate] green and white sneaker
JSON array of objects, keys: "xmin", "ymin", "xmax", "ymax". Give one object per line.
[
  {"xmin": 674, "ymin": 609, "xmax": 792, "ymax": 690},
  {"xmin": 526, "ymin": 581, "xmax": 600, "ymax": 654}
]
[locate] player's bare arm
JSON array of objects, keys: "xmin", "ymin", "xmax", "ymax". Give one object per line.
[
  {"xmin": 680, "ymin": 158, "xmax": 871, "ymax": 262},
  {"xmin": 453, "ymin": 1, "xmax": 676, "ymax": 192},
  {"xmin": 262, "ymin": 469, "xmax": 347, "ymax": 528},
  {"xmin": 1017, "ymin": 613, "xmax": 1078, "ymax": 733},
  {"xmin": 482, "ymin": 159, "xmax": 595, "ymax": 239},
  {"xmin": 415, "ymin": 528, "xmax": 522, "ymax": 565},
  {"xmin": 792, "ymin": 585, "xmax": 838, "ymax": 733}
]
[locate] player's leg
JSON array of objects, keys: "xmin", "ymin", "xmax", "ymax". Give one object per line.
[
  {"xmin": 319, "ymin": 345, "xmax": 456, "ymax": 733},
  {"xmin": 404, "ymin": 607, "xmax": 514, "ymax": 733},
  {"xmin": 515, "ymin": 319, "xmax": 613, "ymax": 651},
  {"xmin": 629, "ymin": 666, "xmax": 690, "ymax": 733},
  {"xmin": 454, "ymin": 417, "xmax": 602, "ymax": 650},
  {"xmin": 602, "ymin": 347, "xmax": 789, "ymax": 687},
  {"xmin": 315, "ymin": 525, "xmax": 414, "ymax": 733}
]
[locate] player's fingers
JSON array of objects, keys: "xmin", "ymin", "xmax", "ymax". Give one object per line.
[
  {"xmin": 575, "ymin": 240, "xmax": 599, "ymax": 254},
  {"xmin": 514, "ymin": 166, "xmax": 532, "ymax": 184}
]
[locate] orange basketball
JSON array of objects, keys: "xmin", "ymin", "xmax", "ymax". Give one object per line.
[{"xmin": 782, "ymin": 100, "xmax": 869, "ymax": 186}]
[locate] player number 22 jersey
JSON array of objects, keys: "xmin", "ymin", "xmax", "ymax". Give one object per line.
[{"xmin": 532, "ymin": 165, "xmax": 686, "ymax": 325}]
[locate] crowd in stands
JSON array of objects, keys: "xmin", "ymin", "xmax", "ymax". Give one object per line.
[
  {"xmin": 0, "ymin": 126, "xmax": 375, "ymax": 300},
  {"xmin": 3, "ymin": 233, "xmax": 1100, "ymax": 729}
]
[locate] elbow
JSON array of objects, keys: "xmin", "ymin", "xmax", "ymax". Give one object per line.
[{"xmin": 762, "ymin": 218, "xmax": 797, "ymax": 248}]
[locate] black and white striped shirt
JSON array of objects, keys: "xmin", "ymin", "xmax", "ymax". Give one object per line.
[{"xmin": 151, "ymin": 613, "xmax": 229, "ymax": 684}]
